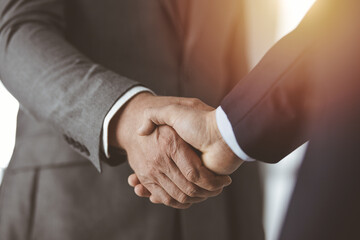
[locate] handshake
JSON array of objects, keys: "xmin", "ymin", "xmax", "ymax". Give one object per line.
[{"xmin": 109, "ymin": 92, "xmax": 244, "ymax": 209}]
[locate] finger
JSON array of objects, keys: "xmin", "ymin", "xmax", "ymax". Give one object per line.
[
  {"xmin": 145, "ymin": 183, "xmax": 192, "ymax": 209},
  {"xmin": 137, "ymin": 116, "xmax": 157, "ymax": 136},
  {"xmin": 128, "ymin": 174, "xmax": 151, "ymax": 197},
  {"xmin": 194, "ymin": 166, "xmax": 232, "ymax": 191},
  {"xmin": 156, "ymin": 172, "xmax": 207, "ymax": 204},
  {"xmin": 155, "ymin": 126, "xmax": 225, "ymax": 198},
  {"xmin": 171, "ymin": 139, "xmax": 232, "ymax": 191},
  {"xmin": 164, "ymin": 154, "xmax": 225, "ymax": 198},
  {"xmin": 134, "ymin": 184, "xmax": 151, "ymax": 198},
  {"xmin": 128, "ymin": 173, "xmax": 141, "ymax": 187},
  {"xmin": 138, "ymin": 105, "xmax": 180, "ymax": 136}
]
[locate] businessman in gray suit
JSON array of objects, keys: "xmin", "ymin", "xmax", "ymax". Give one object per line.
[{"xmin": 0, "ymin": 0, "xmax": 263, "ymax": 239}]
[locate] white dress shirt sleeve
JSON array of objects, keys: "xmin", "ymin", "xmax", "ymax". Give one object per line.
[
  {"xmin": 215, "ymin": 106, "xmax": 255, "ymax": 161},
  {"xmin": 102, "ymin": 86, "xmax": 154, "ymax": 158}
]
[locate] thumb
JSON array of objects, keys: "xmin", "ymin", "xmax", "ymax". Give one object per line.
[
  {"xmin": 138, "ymin": 117, "xmax": 157, "ymax": 136},
  {"xmin": 138, "ymin": 105, "xmax": 178, "ymax": 136}
]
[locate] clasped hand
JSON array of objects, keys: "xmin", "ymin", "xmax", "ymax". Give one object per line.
[{"xmin": 109, "ymin": 93, "xmax": 243, "ymax": 209}]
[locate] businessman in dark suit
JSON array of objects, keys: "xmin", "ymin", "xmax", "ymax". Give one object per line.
[
  {"xmin": 133, "ymin": 0, "xmax": 360, "ymax": 239},
  {"xmin": 0, "ymin": 0, "xmax": 264, "ymax": 239}
]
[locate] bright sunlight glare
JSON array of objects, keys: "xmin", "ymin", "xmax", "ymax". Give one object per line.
[{"xmin": 277, "ymin": 0, "xmax": 317, "ymax": 39}]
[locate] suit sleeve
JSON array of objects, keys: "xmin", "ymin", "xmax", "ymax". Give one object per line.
[
  {"xmin": 220, "ymin": 0, "xmax": 355, "ymax": 163},
  {"xmin": 0, "ymin": 0, "xmax": 141, "ymax": 171}
]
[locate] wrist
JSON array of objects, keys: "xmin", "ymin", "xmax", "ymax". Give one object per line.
[
  {"xmin": 206, "ymin": 110, "xmax": 224, "ymax": 148},
  {"xmin": 204, "ymin": 110, "xmax": 243, "ymax": 175},
  {"xmin": 109, "ymin": 92, "xmax": 154, "ymax": 150}
]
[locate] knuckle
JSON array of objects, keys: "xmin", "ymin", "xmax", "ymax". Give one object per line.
[
  {"xmin": 142, "ymin": 182, "xmax": 156, "ymax": 190},
  {"xmin": 152, "ymin": 156, "xmax": 162, "ymax": 165},
  {"xmin": 168, "ymin": 140, "xmax": 180, "ymax": 158},
  {"xmin": 159, "ymin": 125, "xmax": 175, "ymax": 137},
  {"xmin": 136, "ymin": 170, "xmax": 147, "ymax": 180},
  {"xmin": 200, "ymin": 176, "xmax": 221, "ymax": 191},
  {"xmin": 158, "ymin": 129, "xmax": 174, "ymax": 146},
  {"xmin": 150, "ymin": 196, "xmax": 160, "ymax": 204},
  {"xmin": 178, "ymin": 193, "xmax": 189, "ymax": 204},
  {"xmin": 163, "ymin": 130, "xmax": 177, "ymax": 145},
  {"xmin": 160, "ymin": 163, "xmax": 171, "ymax": 176},
  {"xmin": 207, "ymin": 183, "xmax": 219, "ymax": 192},
  {"xmin": 142, "ymin": 167, "xmax": 158, "ymax": 180},
  {"xmin": 185, "ymin": 185, "xmax": 198, "ymax": 197},
  {"xmin": 166, "ymin": 137, "xmax": 176, "ymax": 150},
  {"xmin": 199, "ymin": 178, "xmax": 215, "ymax": 191},
  {"xmin": 189, "ymin": 98, "xmax": 201, "ymax": 106},
  {"xmin": 145, "ymin": 165, "xmax": 157, "ymax": 175},
  {"xmin": 163, "ymin": 196, "xmax": 174, "ymax": 206},
  {"xmin": 185, "ymin": 168, "xmax": 200, "ymax": 183},
  {"xmin": 159, "ymin": 127, "xmax": 179, "ymax": 156}
]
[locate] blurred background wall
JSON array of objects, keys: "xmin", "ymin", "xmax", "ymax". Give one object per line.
[{"xmin": 0, "ymin": 0, "xmax": 315, "ymax": 239}]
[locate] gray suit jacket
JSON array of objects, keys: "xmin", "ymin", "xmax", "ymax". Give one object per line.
[{"xmin": 0, "ymin": 1, "xmax": 264, "ymax": 239}]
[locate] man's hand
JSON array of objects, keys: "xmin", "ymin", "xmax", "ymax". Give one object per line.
[
  {"xmin": 138, "ymin": 97, "xmax": 244, "ymax": 175},
  {"xmin": 109, "ymin": 93, "xmax": 232, "ymax": 209}
]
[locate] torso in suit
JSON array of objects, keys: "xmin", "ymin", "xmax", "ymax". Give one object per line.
[
  {"xmin": 0, "ymin": 1, "xmax": 264, "ymax": 239},
  {"xmin": 220, "ymin": 0, "xmax": 360, "ymax": 239}
]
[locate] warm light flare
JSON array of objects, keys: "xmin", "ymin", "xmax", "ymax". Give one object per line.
[{"xmin": 277, "ymin": 0, "xmax": 317, "ymax": 39}]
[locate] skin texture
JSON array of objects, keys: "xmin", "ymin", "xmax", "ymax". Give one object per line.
[
  {"xmin": 130, "ymin": 97, "xmax": 244, "ymax": 202},
  {"xmin": 138, "ymin": 97, "xmax": 244, "ymax": 175},
  {"xmin": 109, "ymin": 93, "xmax": 232, "ymax": 209}
]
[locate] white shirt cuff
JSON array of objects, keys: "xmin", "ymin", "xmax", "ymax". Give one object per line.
[
  {"xmin": 102, "ymin": 86, "xmax": 155, "ymax": 158},
  {"xmin": 215, "ymin": 106, "xmax": 255, "ymax": 161}
]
